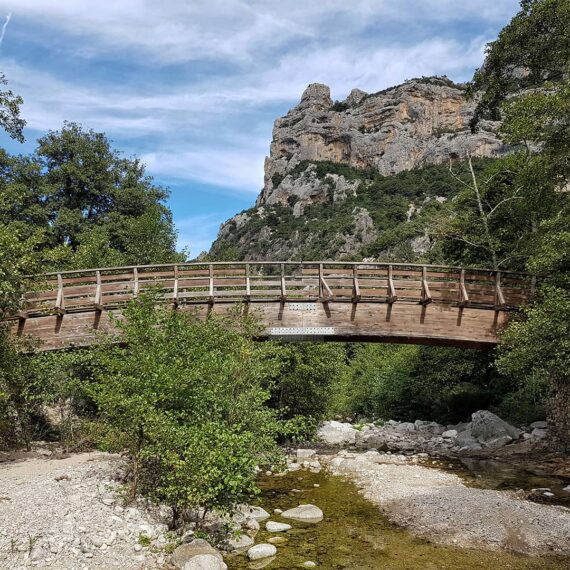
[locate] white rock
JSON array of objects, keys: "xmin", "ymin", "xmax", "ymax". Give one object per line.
[
  {"xmin": 563, "ymin": 485, "xmax": 570, "ymax": 492},
  {"xmin": 183, "ymin": 554, "xmax": 228, "ymax": 570},
  {"xmin": 297, "ymin": 449, "xmax": 317, "ymax": 459},
  {"xmin": 442, "ymin": 430, "xmax": 458, "ymax": 439},
  {"xmin": 532, "ymin": 428, "xmax": 548, "ymax": 439},
  {"xmin": 303, "ymin": 562, "xmax": 317, "ymax": 568},
  {"xmin": 281, "ymin": 504, "xmax": 323, "ymax": 522},
  {"xmin": 530, "ymin": 421, "xmax": 548, "ymax": 429},
  {"xmin": 227, "ymin": 534, "xmax": 254, "ymax": 550},
  {"xmin": 238, "ymin": 505, "xmax": 270, "ymax": 521},
  {"xmin": 247, "ymin": 543, "xmax": 277, "ymax": 560},
  {"xmin": 266, "ymin": 521, "xmax": 292, "ymax": 532},
  {"xmin": 274, "ymin": 509, "xmax": 283, "ymax": 515},
  {"xmin": 317, "ymin": 421, "xmax": 358, "ymax": 445},
  {"xmin": 395, "ymin": 422, "xmax": 416, "ymax": 433},
  {"xmin": 244, "ymin": 517, "xmax": 260, "ymax": 531}
]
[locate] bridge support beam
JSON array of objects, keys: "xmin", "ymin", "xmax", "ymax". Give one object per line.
[{"xmin": 13, "ymin": 301, "xmax": 508, "ymax": 351}]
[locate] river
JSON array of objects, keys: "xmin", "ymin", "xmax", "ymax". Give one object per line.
[{"xmin": 227, "ymin": 465, "xmax": 568, "ymax": 569}]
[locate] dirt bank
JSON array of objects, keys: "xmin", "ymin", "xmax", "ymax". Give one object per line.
[{"xmin": 322, "ymin": 450, "xmax": 570, "ymax": 557}]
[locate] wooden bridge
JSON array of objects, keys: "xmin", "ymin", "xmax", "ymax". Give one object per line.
[{"xmin": 8, "ymin": 262, "xmax": 534, "ymax": 351}]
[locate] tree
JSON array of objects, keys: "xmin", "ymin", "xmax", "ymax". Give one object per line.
[
  {"xmin": 0, "ymin": 123, "xmax": 185, "ymax": 271},
  {"xmin": 0, "ymin": 72, "xmax": 25, "ymax": 143},
  {"xmin": 88, "ymin": 295, "xmax": 283, "ymax": 525},
  {"xmin": 466, "ymin": 0, "xmax": 570, "ymax": 446}
]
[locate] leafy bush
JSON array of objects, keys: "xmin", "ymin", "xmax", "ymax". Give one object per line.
[{"xmin": 87, "ymin": 295, "xmax": 283, "ymax": 524}]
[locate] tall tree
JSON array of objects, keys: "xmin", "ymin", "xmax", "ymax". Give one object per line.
[
  {"xmin": 0, "ymin": 123, "xmax": 185, "ymax": 270},
  {"xmin": 0, "ymin": 72, "xmax": 25, "ymax": 143}
]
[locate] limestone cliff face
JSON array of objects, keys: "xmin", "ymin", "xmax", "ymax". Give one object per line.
[{"xmin": 257, "ymin": 77, "xmax": 507, "ymax": 210}]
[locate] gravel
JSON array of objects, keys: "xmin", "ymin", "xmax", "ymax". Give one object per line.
[
  {"xmin": 0, "ymin": 452, "xmax": 170, "ymax": 569},
  {"xmin": 324, "ymin": 451, "xmax": 570, "ymax": 555}
]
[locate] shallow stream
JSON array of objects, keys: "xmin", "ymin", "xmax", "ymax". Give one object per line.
[{"xmin": 227, "ymin": 467, "xmax": 567, "ymax": 570}]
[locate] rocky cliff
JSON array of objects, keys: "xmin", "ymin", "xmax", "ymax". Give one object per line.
[
  {"xmin": 210, "ymin": 77, "xmax": 508, "ymax": 262},
  {"xmin": 258, "ymin": 77, "xmax": 507, "ymax": 211}
]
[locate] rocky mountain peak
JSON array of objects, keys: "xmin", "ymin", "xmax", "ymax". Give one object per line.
[
  {"xmin": 257, "ymin": 77, "xmax": 509, "ymax": 209},
  {"xmin": 299, "ymin": 83, "xmax": 333, "ymax": 110}
]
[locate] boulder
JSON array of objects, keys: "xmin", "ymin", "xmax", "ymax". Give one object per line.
[
  {"xmin": 182, "ymin": 554, "xmax": 228, "ymax": 570},
  {"xmin": 532, "ymin": 428, "xmax": 548, "ymax": 440},
  {"xmin": 238, "ymin": 505, "xmax": 270, "ymax": 521},
  {"xmin": 247, "ymin": 543, "xmax": 277, "ymax": 560},
  {"xmin": 470, "ymin": 411, "xmax": 521, "ymax": 445},
  {"xmin": 297, "ymin": 449, "xmax": 317, "ymax": 459},
  {"xmin": 455, "ymin": 428, "xmax": 482, "ymax": 450},
  {"xmin": 417, "ymin": 421, "xmax": 445, "ymax": 435},
  {"xmin": 266, "ymin": 521, "xmax": 292, "ymax": 532},
  {"xmin": 442, "ymin": 430, "xmax": 458, "ymax": 439},
  {"xmin": 226, "ymin": 534, "xmax": 254, "ymax": 550},
  {"xmin": 171, "ymin": 540, "xmax": 224, "ymax": 569},
  {"xmin": 317, "ymin": 421, "xmax": 358, "ymax": 445},
  {"xmin": 530, "ymin": 421, "xmax": 548, "ymax": 429},
  {"xmin": 484, "ymin": 435, "xmax": 513, "ymax": 449},
  {"xmin": 394, "ymin": 422, "xmax": 416, "ymax": 433},
  {"xmin": 281, "ymin": 504, "xmax": 323, "ymax": 522}
]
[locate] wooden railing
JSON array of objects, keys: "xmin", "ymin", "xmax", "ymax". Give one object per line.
[{"xmin": 11, "ymin": 262, "xmax": 534, "ymax": 319}]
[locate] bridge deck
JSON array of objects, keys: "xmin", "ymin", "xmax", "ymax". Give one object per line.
[{"xmin": 8, "ymin": 262, "xmax": 534, "ymax": 350}]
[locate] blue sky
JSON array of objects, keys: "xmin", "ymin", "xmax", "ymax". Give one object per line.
[{"xmin": 0, "ymin": 0, "xmax": 520, "ymax": 256}]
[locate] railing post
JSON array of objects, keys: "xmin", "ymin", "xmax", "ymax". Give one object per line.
[
  {"xmin": 352, "ymin": 265, "xmax": 361, "ymax": 303},
  {"xmin": 55, "ymin": 273, "xmax": 66, "ymax": 314},
  {"xmin": 94, "ymin": 270, "xmax": 103, "ymax": 311},
  {"xmin": 245, "ymin": 263, "xmax": 251, "ymax": 302},
  {"xmin": 495, "ymin": 271, "xmax": 506, "ymax": 309},
  {"xmin": 173, "ymin": 265, "xmax": 179, "ymax": 307},
  {"xmin": 280, "ymin": 263, "xmax": 286, "ymax": 303},
  {"xmin": 420, "ymin": 266, "xmax": 432, "ymax": 305},
  {"xmin": 318, "ymin": 263, "xmax": 323, "ymax": 299},
  {"xmin": 458, "ymin": 269, "xmax": 469, "ymax": 307},
  {"xmin": 387, "ymin": 265, "xmax": 397, "ymax": 304},
  {"xmin": 133, "ymin": 267, "xmax": 139, "ymax": 297},
  {"xmin": 208, "ymin": 264, "xmax": 214, "ymax": 304}
]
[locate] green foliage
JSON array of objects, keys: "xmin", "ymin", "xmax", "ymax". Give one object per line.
[
  {"xmin": 268, "ymin": 343, "xmax": 348, "ymax": 420},
  {"xmin": 87, "ymin": 295, "xmax": 283, "ymax": 522},
  {"xmin": 211, "ymin": 159, "xmax": 491, "ymax": 262},
  {"xmin": 0, "ymin": 329, "xmax": 46, "ymax": 450},
  {"xmin": 471, "ymin": 0, "xmax": 570, "ymax": 124},
  {"xmin": 330, "ymin": 344, "xmax": 520, "ymax": 424},
  {"xmin": 0, "ymin": 123, "xmax": 184, "ymax": 272},
  {"xmin": 0, "ymin": 72, "xmax": 25, "ymax": 143}
]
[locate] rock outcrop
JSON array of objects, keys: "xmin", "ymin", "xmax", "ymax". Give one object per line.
[{"xmin": 257, "ymin": 77, "xmax": 507, "ymax": 210}]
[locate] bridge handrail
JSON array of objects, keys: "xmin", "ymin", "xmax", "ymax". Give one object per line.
[{"xmin": 30, "ymin": 260, "xmax": 534, "ymax": 279}]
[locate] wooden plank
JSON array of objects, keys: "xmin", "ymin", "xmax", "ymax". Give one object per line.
[
  {"xmin": 352, "ymin": 266, "xmax": 361, "ymax": 303},
  {"xmin": 209, "ymin": 264, "xmax": 214, "ymax": 304}
]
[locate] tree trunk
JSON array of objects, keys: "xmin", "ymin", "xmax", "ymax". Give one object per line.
[{"xmin": 548, "ymin": 376, "xmax": 570, "ymax": 452}]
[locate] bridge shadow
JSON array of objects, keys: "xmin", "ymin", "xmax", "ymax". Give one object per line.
[{"xmin": 456, "ymin": 307, "xmax": 464, "ymax": 327}]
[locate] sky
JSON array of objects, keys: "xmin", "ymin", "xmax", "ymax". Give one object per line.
[{"xmin": 0, "ymin": 0, "xmax": 521, "ymax": 256}]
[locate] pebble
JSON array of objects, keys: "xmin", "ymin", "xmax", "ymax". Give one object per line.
[{"xmin": 303, "ymin": 562, "xmax": 317, "ymax": 568}]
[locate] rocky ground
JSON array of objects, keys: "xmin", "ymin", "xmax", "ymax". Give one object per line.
[{"xmin": 0, "ymin": 452, "xmax": 170, "ymax": 569}]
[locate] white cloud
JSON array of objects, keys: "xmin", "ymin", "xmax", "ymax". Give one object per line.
[{"xmin": 2, "ymin": 0, "xmax": 519, "ymax": 64}]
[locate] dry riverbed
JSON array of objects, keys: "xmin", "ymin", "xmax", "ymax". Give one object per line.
[{"xmin": 1, "ymin": 449, "xmax": 570, "ymax": 569}]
